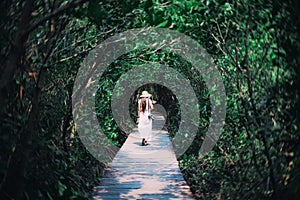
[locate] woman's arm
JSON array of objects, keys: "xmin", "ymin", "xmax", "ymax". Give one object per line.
[{"xmin": 149, "ymin": 99, "xmax": 154, "ymax": 110}]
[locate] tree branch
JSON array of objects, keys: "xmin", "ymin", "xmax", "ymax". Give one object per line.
[{"xmin": 26, "ymin": 0, "xmax": 88, "ymax": 34}]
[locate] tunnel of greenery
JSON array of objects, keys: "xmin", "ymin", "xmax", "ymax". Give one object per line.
[{"xmin": 0, "ymin": 0, "xmax": 299, "ymax": 199}]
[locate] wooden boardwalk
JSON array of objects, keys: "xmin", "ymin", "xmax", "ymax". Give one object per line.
[{"xmin": 93, "ymin": 111, "xmax": 194, "ymax": 199}]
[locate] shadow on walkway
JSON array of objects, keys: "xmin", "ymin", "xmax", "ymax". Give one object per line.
[{"xmin": 93, "ymin": 111, "xmax": 194, "ymax": 199}]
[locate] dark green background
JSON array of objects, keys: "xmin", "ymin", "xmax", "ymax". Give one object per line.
[{"xmin": 0, "ymin": 0, "xmax": 299, "ymax": 199}]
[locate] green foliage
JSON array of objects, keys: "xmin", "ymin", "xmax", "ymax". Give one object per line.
[{"xmin": 0, "ymin": 0, "xmax": 299, "ymax": 199}]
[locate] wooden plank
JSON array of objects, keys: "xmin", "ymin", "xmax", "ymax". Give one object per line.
[{"xmin": 92, "ymin": 111, "xmax": 194, "ymax": 199}]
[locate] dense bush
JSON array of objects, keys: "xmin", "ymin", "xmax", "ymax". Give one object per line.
[{"xmin": 0, "ymin": 0, "xmax": 299, "ymax": 199}]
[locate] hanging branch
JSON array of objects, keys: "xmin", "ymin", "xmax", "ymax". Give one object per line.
[
  {"xmin": 243, "ymin": 5, "xmax": 277, "ymax": 193},
  {"xmin": 0, "ymin": 0, "xmax": 88, "ymax": 116},
  {"xmin": 26, "ymin": 0, "xmax": 88, "ymax": 34}
]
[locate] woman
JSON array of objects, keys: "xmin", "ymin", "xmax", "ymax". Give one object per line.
[{"xmin": 137, "ymin": 91, "xmax": 154, "ymax": 146}]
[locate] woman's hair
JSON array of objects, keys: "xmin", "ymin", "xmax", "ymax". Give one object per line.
[{"xmin": 140, "ymin": 98, "xmax": 147, "ymax": 113}]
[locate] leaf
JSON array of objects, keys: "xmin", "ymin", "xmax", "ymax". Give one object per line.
[{"xmin": 157, "ymin": 19, "xmax": 169, "ymax": 28}]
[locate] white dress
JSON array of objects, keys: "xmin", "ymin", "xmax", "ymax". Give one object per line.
[{"xmin": 138, "ymin": 99, "xmax": 152, "ymax": 141}]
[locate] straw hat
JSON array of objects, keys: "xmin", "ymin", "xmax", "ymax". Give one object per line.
[{"xmin": 140, "ymin": 91, "xmax": 152, "ymax": 98}]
